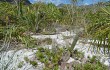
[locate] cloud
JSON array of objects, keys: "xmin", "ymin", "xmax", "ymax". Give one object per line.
[
  {"xmin": 84, "ymin": 3, "xmax": 89, "ymax": 5},
  {"xmin": 48, "ymin": 0, "xmax": 62, "ymax": 5},
  {"xmin": 29, "ymin": 0, "xmax": 44, "ymax": 3}
]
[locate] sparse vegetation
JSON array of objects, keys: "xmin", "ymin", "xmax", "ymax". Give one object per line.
[
  {"xmin": 24, "ymin": 56, "xmax": 30, "ymax": 63},
  {"xmin": 0, "ymin": 0, "xmax": 110, "ymax": 70},
  {"xmin": 74, "ymin": 56, "xmax": 107, "ymax": 70},
  {"xmin": 18, "ymin": 61, "xmax": 24, "ymax": 68},
  {"xmin": 71, "ymin": 49, "xmax": 84, "ymax": 59},
  {"xmin": 30, "ymin": 60, "xmax": 38, "ymax": 67},
  {"xmin": 36, "ymin": 47, "xmax": 64, "ymax": 69}
]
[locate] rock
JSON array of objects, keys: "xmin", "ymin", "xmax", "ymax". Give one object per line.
[
  {"xmin": 81, "ymin": 58, "xmax": 88, "ymax": 64},
  {"xmin": 67, "ymin": 57, "xmax": 75, "ymax": 63}
]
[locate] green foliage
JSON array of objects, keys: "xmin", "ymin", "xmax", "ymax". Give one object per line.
[
  {"xmin": 30, "ymin": 60, "xmax": 38, "ymax": 67},
  {"xmin": 74, "ymin": 61, "xmax": 107, "ymax": 70},
  {"xmin": 72, "ymin": 49, "xmax": 84, "ymax": 58},
  {"xmin": 24, "ymin": 57, "xmax": 38, "ymax": 67},
  {"xmin": 1, "ymin": 1, "xmax": 110, "ymax": 70},
  {"xmin": 18, "ymin": 61, "xmax": 24, "ymax": 68},
  {"xmin": 86, "ymin": 5, "xmax": 110, "ymax": 51},
  {"xmin": 0, "ymin": 2, "xmax": 17, "ymax": 25},
  {"xmin": 89, "ymin": 56, "xmax": 97, "ymax": 63},
  {"xmin": 83, "ymin": 63, "xmax": 93, "ymax": 70},
  {"xmin": 83, "ymin": 62, "xmax": 107, "ymax": 70},
  {"xmin": 73, "ymin": 55, "xmax": 107, "ymax": 70},
  {"xmin": 36, "ymin": 47, "xmax": 64, "ymax": 69},
  {"xmin": 18, "ymin": 35, "xmax": 36, "ymax": 48},
  {"xmin": 0, "ymin": 1, "xmax": 81, "ymax": 42},
  {"xmin": 43, "ymin": 65, "xmax": 59, "ymax": 70},
  {"xmin": 24, "ymin": 57, "xmax": 30, "ymax": 63}
]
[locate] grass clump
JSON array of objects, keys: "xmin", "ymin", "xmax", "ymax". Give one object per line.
[
  {"xmin": 24, "ymin": 57, "xmax": 38, "ymax": 67},
  {"xmin": 24, "ymin": 57, "xmax": 30, "ymax": 63},
  {"xmin": 89, "ymin": 56, "xmax": 97, "ymax": 63},
  {"xmin": 30, "ymin": 60, "xmax": 38, "ymax": 67},
  {"xmin": 18, "ymin": 61, "xmax": 24, "ymax": 68},
  {"xmin": 71, "ymin": 49, "xmax": 84, "ymax": 59}
]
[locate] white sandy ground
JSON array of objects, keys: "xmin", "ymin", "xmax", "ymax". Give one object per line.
[
  {"xmin": 0, "ymin": 30, "xmax": 110, "ymax": 70},
  {"xmin": 0, "ymin": 49, "xmax": 44, "ymax": 70}
]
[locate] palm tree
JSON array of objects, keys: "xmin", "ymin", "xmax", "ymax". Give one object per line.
[{"xmin": 87, "ymin": 4, "xmax": 110, "ymax": 69}]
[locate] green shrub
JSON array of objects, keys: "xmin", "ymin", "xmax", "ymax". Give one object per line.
[
  {"xmin": 89, "ymin": 56, "xmax": 97, "ymax": 63},
  {"xmin": 83, "ymin": 63, "xmax": 94, "ymax": 70},
  {"xmin": 24, "ymin": 57, "xmax": 30, "ymax": 63},
  {"xmin": 74, "ymin": 64, "xmax": 82, "ymax": 70},
  {"xmin": 30, "ymin": 60, "xmax": 38, "ymax": 67},
  {"xmin": 18, "ymin": 61, "xmax": 24, "ymax": 68},
  {"xmin": 72, "ymin": 49, "xmax": 84, "ymax": 58},
  {"xmin": 37, "ymin": 47, "xmax": 45, "ymax": 52},
  {"xmin": 36, "ymin": 47, "xmax": 64, "ymax": 69},
  {"xmin": 74, "ymin": 62, "xmax": 107, "ymax": 70},
  {"xmin": 36, "ymin": 51, "xmax": 45, "ymax": 60}
]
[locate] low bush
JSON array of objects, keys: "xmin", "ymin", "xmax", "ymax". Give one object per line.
[
  {"xmin": 18, "ymin": 61, "xmax": 24, "ymax": 68},
  {"xmin": 30, "ymin": 60, "xmax": 38, "ymax": 67}
]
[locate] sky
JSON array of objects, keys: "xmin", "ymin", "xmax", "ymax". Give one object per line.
[{"xmin": 29, "ymin": 0, "xmax": 109, "ymax": 5}]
